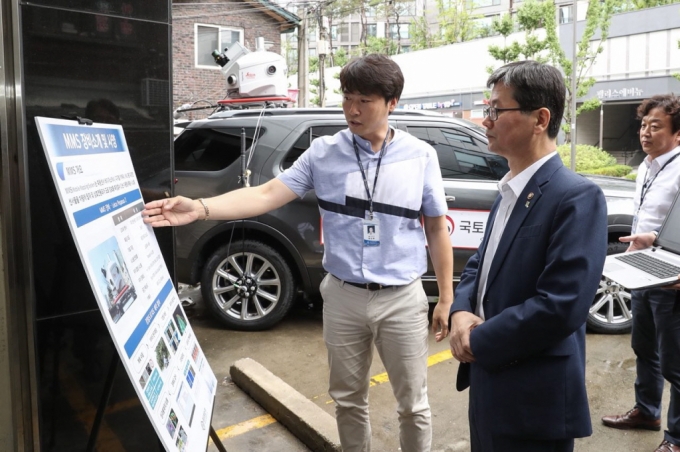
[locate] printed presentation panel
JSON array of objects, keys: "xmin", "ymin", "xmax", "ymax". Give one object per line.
[{"xmin": 36, "ymin": 117, "xmax": 216, "ymax": 452}]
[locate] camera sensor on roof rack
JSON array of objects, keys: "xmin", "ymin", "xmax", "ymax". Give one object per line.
[{"xmin": 211, "ymin": 41, "xmax": 288, "ymax": 100}]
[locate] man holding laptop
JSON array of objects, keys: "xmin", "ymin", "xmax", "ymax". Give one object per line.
[{"xmin": 602, "ymin": 95, "xmax": 680, "ymax": 452}]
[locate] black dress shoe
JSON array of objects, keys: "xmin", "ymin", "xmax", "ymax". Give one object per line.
[
  {"xmin": 655, "ymin": 440, "xmax": 680, "ymax": 452},
  {"xmin": 601, "ymin": 407, "xmax": 661, "ymax": 431}
]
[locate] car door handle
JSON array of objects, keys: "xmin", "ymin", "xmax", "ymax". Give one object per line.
[{"xmin": 445, "ymin": 196, "xmax": 456, "ymax": 202}]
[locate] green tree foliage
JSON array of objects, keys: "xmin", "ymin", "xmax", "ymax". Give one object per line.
[
  {"xmin": 309, "ymin": 77, "xmax": 321, "ymax": 107},
  {"xmin": 619, "ymin": 0, "xmax": 680, "ymax": 10},
  {"xmin": 515, "ymin": 0, "xmax": 553, "ymax": 60},
  {"xmin": 409, "ymin": 16, "xmax": 437, "ymax": 51},
  {"xmin": 358, "ymin": 36, "xmax": 399, "ymax": 56},
  {"xmin": 437, "ymin": 0, "xmax": 480, "ymax": 44},
  {"xmin": 546, "ymin": 0, "xmax": 619, "ymax": 142},
  {"xmin": 558, "ymin": 143, "xmax": 633, "ymax": 178},
  {"xmin": 487, "ymin": 0, "xmax": 619, "ymax": 143},
  {"xmin": 409, "ymin": 0, "xmax": 484, "ymax": 50},
  {"xmin": 368, "ymin": 0, "xmax": 414, "ymax": 54},
  {"xmin": 487, "ymin": 14, "xmax": 521, "ymax": 65},
  {"xmin": 557, "ymin": 144, "xmax": 617, "ymax": 170},
  {"xmin": 333, "ymin": 47, "xmax": 350, "ymax": 67},
  {"xmin": 309, "ymin": 56, "xmax": 319, "ymax": 73},
  {"xmin": 324, "ymin": 0, "xmax": 357, "ymax": 58},
  {"xmin": 487, "ymin": 0, "xmax": 553, "ymax": 65}
]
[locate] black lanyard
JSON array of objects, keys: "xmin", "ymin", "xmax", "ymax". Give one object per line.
[
  {"xmin": 353, "ymin": 130, "xmax": 390, "ymax": 220},
  {"xmin": 640, "ymin": 152, "xmax": 680, "ymax": 207}
]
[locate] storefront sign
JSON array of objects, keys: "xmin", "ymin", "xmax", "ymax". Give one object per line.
[
  {"xmin": 597, "ymin": 87, "xmax": 644, "ymax": 99},
  {"xmin": 400, "ymin": 99, "xmax": 461, "ymax": 110},
  {"xmin": 36, "ymin": 117, "xmax": 216, "ymax": 452}
]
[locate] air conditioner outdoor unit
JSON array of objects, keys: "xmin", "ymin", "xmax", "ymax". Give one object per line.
[{"xmin": 141, "ymin": 78, "xmax": 169, "ymax": 107}]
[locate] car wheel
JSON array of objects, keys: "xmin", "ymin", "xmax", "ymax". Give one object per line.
[
  {"xmin": 587, "ymin": 242, "xmax": 632, "ymax": 334},
  {"xmin": 201, "ymin": 240, "xmax": 295, "ymax": 331}
]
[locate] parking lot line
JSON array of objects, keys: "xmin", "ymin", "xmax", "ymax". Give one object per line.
[
  {"xmin": 59, "ymin": 366, "xmax": 126, "ymax": 451},
  {"xmin": 368, "ymin": 349, "xmax": 453, "ymax": 387},
  {"xmin": 217, "ymin": 349, "xmax": 455, "ymax": 442},
  {"xmin": 212, "ymin": 414, "xmax": 277, "ymax": 441}
]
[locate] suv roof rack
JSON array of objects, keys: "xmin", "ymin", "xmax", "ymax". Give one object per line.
[{"xmin": 208, "ymin": 107, "xmax": 444, "ymax": 119}]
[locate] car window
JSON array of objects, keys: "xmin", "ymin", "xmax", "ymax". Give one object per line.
[
  {"xmin": 282, "ymin": 125, "xmax": 346, "ymax": 169},
  {"xmin": 454, "ymin": 118, "xmax": 487, "ymax": 137},
  {"xmin": 174, "ymin": 127, "xmax": 263, "ymax": 171},
  {"xmin": 408, "ymin": 126, "xmax": 508, "ymax": 180}
]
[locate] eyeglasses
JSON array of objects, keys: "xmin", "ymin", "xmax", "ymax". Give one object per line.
[{"xmin": 483, "ymin": 106, "xmax": 524, "ymax": 121}]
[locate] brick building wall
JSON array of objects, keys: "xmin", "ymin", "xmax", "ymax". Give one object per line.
[{"xmin": 172, "ymin": 0, "xmax": 286, "ymax": 119}]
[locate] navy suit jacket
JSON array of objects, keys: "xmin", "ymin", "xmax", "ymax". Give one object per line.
[{"xmin": 450, "ymin": 154, "xmax": 608, "ymax": 440}]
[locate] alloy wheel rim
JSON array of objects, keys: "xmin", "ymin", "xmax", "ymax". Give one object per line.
[
  {"xmin": 211, "ymin": 251, "xmax": 282, "ymax": 321},
  {"xmin": 590, "ymin": 277, "xmax": 633, "ymax": 326}
]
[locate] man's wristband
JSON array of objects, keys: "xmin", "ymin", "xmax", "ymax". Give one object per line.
[{"xmin": 198, "ymin": 198, "xmax": 209, "ymax": 221}]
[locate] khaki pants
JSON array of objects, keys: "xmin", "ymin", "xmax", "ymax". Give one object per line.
[{"xmin": 320, "ymin": 274, "xmax": 431, "ymax": 452}]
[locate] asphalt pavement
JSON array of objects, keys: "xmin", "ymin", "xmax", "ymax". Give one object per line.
[{"xmin": 180, "ymin": 285, "xmax": 671, "ymax": 452}]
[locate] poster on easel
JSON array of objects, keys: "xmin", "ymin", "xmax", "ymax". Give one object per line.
[{"xmin": 35, "ymin": 117, "xmax": 217, "ymax": 452}]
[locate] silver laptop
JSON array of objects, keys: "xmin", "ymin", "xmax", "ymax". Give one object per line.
[{"xmin": 602, "ymin": 189, "xmax": 680, "ymax": 290}]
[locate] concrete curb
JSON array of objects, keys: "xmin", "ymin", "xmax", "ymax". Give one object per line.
[{"xmin": 230, "ymin": 357, "xmax": 342, "ymax": 452}]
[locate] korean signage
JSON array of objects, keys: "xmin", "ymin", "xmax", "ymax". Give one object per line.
[
  {"xmin": 400, "ymin": 99, "xmax": 461, "ymax": 110},
  {"xmin": 446, "ymin": 209, "xmax": 488, "ymax": 249},
  {"xmin": 321, "ymin": 208, "xmax": 489, "ymax": 248},
  {"xmin": 36, "ymin": 117, "xmax": 216, "ymax": 452},
  {"xmin": 597, "ymin": 87, "xmax": 644, "ymax": 100}
]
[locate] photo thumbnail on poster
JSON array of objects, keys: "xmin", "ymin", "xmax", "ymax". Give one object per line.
[
  {"xmin": 165, "ymin": 320, "xmax": 181, "ymax": 353},
  {"xmin": 166, "ymin": 409, "xmax": 179, "ymax": 438},
  {"xmin": 173, "ymin": 304, "xmax": 188, "ymax": 336},
  {"xmin": 156, "ymin": 336, "xmax": 171, "ymax": 371},
  {"xmin": 88, "ymin": 236, "xmax": 137, "ymax": 323}
]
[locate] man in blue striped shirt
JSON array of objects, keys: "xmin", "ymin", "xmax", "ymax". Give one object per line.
[{"xmin": 143, "ymin": 54, "xmax": 454, "ymax": 452}]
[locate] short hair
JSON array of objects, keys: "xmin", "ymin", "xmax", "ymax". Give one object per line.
[
  {"xmin": 487, "ymin": 61, "xmax": 565, "ymax": 139},
  {"xmin": 339, "ymin": 54, "xmax": 404, "ymax": 103},
  {"xmin": 637, "ymin": 94, "xmax": 680, "ymax": 133}
]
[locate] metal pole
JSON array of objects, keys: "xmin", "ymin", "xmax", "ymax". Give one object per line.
[
  {"xmin": 570, "ymin": 0, "xmax": 578, "ymax": 171},
  {"xmin": 599, "ymin": 103, "xmax": 604, "ymax": 149},
  {"xmin": 297, "ymin": 6, "xmax": 308, "ymax": 108},
  {"xmin": 241, "ymin": 128, "xmax": 249, "ymax": 187},
  {"xmin": 319, "ymin": 53, "xmax": 326, "ymax": 107},
  {"xmin": 318, "ymin": 27, "xmax": 328, "ymax": 108}
]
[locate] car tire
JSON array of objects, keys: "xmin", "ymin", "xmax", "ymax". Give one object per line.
[
  {"xmin": 587, "ymin": 242, "xmax": 633, "ymax": 334},
  {"xmin": 201, "ymin": 240, "xmax": 295, "ymax": 331}
]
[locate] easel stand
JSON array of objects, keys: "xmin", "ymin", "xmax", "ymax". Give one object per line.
[
  {"xmin": 85, "ymin": 354, "xmax": 228, "ymax": 451},
  {"xmin": 209, "ymin": 425, "xmax": 228, "ymax": 452}
]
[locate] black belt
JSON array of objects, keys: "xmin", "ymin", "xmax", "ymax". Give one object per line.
[{"xmin": 333, "ymin": 275, "xmax": 398, "ymax": 291}]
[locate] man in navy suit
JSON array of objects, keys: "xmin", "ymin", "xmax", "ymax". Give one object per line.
[{"xmin": 449, "ymin": 61, "xmax": 608, "ymax": 452}]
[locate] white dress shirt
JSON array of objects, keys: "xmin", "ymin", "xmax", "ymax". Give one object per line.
[
  {"xmin": 633, "ymin": 146, "xmax": 680, "ymax": 235},
  {"xmin": 476, "ymin": 151, "xmax": 557, "ymax": 320}
]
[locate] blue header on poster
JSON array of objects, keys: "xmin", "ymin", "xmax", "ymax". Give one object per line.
[
  {"xmin": 73, "ymin": 189, "xmax": 142, "ymax": 227},
  {"xmin": 124, "ymin": 279, "xmax": 174, "ymax": 358},
  {"xmin": 44, "ymin": 123, "xmax": 126, "ymax": 157}
]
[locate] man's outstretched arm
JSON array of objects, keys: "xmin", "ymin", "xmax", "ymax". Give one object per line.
[{"xmin": 142, "ymin": 179, "xmax": 298, "ymax": 227}]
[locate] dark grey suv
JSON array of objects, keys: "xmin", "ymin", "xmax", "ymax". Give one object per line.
[{"xmin": 173, "ymin": 108, "xmax": 636, "ymax": 333}]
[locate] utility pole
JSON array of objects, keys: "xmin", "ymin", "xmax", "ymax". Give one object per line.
[
  {"xmin": 570, "ymin": 0, "xmax": 578, "ymax": 171},
  {"xmin": 318, "ymin": 6, "xmax": 328, "ymax": 108},
  {"xmin": 297, "ymin": 6, "xmax": 309, "ymax": 108},
  {"xmin": 318, "ymin": 31, "xmax": 328, "ymax": 107}
]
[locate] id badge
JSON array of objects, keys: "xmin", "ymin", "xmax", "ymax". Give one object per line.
[{"xmin": 363, "ymin": 218, "xmax": 380, "ymax": 247}]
